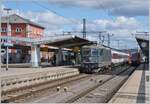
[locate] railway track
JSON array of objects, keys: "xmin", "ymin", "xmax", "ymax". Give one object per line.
[
  {"xmin": 1, "ymin": 64, "xmax": 131, "ymax": 103},
  {"xmin": 66, "ymin": 66, "xmax": 136, "ymax": 103},
  {"xmin": 1, "ymin": 74, "xmax": 90, "ymax": 103},
  {"xmin": 31, "ymin": 65, "xmax": 132, "ymax": 103}
]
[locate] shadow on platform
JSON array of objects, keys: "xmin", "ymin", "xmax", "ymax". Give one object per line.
[{"xmin": 136, "ymin": 63, "xmax": 149, "ymax": 103}]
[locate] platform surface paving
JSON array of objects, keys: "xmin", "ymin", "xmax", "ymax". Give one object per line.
[
  {"xmin": 1, "ymin": 65, "xmax": 80, "ymax": 92},
  {"xmin": 109, "ymin": 64, "xmax": 149, "ymax": 103},
  {"xmin": 1, "ymin": 66, "xmax": 77, "ymax": 77}
]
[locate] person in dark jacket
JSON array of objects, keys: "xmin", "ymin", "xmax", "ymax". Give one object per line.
[{"xmin": 53, "ymin": 54, "xmax": 56, "ymax": 66}]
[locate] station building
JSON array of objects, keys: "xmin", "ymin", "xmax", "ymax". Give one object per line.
[
  {"xmin": 1, "ymin": 14, "xmax": 54, "ymax": 63},
  {"xmin": 1, "ymin": 14, "xmax": 90, "ymax": 66}
]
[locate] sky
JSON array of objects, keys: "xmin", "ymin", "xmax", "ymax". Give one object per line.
[{"xmin": 0, "ymin": 0, "xmax": 149, "ymax": 49}]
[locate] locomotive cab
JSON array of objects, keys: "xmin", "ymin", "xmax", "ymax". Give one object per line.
[{"xmin": 80, "ymin": 45, "xmax": 111, "ymax": 73}]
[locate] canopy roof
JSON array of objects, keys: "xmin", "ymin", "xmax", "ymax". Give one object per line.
[{"xmin": 1, "ymin": 35, "xmax": 93, "ymax": 49}]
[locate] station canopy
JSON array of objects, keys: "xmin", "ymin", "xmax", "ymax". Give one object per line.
[
  {"xmin": 135, "ymin": 34, "xmax": 149, "ymax": 59},
  {"xmin": 1, "ymin": 35, "xmax": 93, "ymax": 50},
  {"xmin": 41, "ymin": 35, "xmax": 93, "ymax": 48}
]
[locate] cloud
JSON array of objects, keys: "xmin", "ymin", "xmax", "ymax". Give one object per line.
[
  {"xmin": 44, "ymin": 0, "xmax": 149, "ymax": 17},
  {"xmin": 1, "ymin": 2, "xmax": 147, "ymax": 49},
  {"xmin": 16, "ymin": 11, "xmax": 79, "ymax": 35},
  {"xmin": 76, "ymin": 16, "xmax": 141, "ymax": 33},
  {"xmin": 74, "ymin": 16, "xmax": 143, "ymax": 49},
  {"xmin": 4, "ymin": 0, "xmax": 147, "ymax": 17},
  {"xmin": 15, "ymin": 10, "xmax": 144, "ymax": 39},
  {"xmin": 1, "ymin": 5, "xmax": 145, "ymax": 37},
  {"xmin": 1, "ymin": 6, "xmax": 78, "ymax": 36}
]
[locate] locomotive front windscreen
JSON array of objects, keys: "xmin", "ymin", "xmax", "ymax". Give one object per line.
[
  {"xmin": 91, "ymin": 48, "xmax": 98, "ymax": 56},
  {"xmin": 82, "ymin": 49, "xmax": 91, "ymax": 56},
  {"xmin": 82, "ymin": 48, "xmax": 91, "ymax": 62},
  {"xmin": 82, "ymin": 48, "xmax": 99, "ymax": 63}
]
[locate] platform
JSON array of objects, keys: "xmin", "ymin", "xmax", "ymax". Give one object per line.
[
  {"xmin": 1, "ymin": 66, "xmax": 79, "ymax": 92},
  {"xmin": 1, "ymin": 65, "xmax": 76, "ymax": 77},
  {"xmin": 109, "ymin": 64, "xmax": 149, "ymax": 103}
]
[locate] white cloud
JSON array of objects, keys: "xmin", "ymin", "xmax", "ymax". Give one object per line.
[
  {"xmin": 76, "ymin": 16, "xmax": 141, "ymax": 34},
  {"xmin": 15, "ymin": 10, "xmax": 79, "ymax": 36},
  {"xmin": 44, "ymin": 0, "xmax": 149, "ymax": 17},
  {"xmin": 74, "ymin": 16, "xmax": 143, "ymax": 49},
  {"xmin": 3, "ymin": 0, "xmax": 148, "ymax": 17},
  {"xmin": 1, "ymin": 2, "xmax": 147, "ymax": 49},
  {"xmin": 15, "ymin": 10, "xmax": 144, "ymax": 40},
  {"xmin": 1, "ymin": 5, "xmax": 145, "ymax": 37}
]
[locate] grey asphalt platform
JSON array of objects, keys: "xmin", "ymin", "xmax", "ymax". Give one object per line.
[{"xmin": 109, "ymin": 64, "xmax": 149, "ymax": 103}]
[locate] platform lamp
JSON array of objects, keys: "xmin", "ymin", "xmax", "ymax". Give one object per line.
[{"xmin": 3, "ymin": 8, "xmax": 11, "ymax": 71}]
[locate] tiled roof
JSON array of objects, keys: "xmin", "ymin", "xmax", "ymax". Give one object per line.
[{"xmin": 1, "ymin": 14, "xmax": 45, "ymax": 29}]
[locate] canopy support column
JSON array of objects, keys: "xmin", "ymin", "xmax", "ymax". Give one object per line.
[{"xmin": 31, "ymin": 44, "xmax": 41, "ymax": 67}]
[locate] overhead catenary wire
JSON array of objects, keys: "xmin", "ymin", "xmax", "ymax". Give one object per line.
[
  {"xmin": 32, "ymin": 1, "xmax": 108, "ymax": 36},
  {"xmin": 96, "ymin": 1, "xmax": 129, "ymax": 48},
  {"xmin": 96, "ymin": 0, "xmax": 115, "ymax": 21},
  {"xmin": 30, "ymin": 1, "xmax": 127, "ymax": 49},
  {"xmin": 31, "ymin": 0, "xmax": 79, "ymax": 25}
]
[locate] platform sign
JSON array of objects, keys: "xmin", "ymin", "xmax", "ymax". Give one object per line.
[
  {"xmin": 73, "ymin": 47, "xmax": 80, "ymax": 52},
  {"xmin": 42, "ymin": 47, "xmax": 48, "ymax": 52}
]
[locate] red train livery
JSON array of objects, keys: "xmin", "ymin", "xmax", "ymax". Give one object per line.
[{"xmin": 128, "ymin": 52, "xmax": 141, "ymax": 66}]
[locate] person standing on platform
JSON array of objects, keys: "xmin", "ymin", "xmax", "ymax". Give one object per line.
[{"xmin": 53, "ymin": 54, "xmax": 56, "ymax": 66}]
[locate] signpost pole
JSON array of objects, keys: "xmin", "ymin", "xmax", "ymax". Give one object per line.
[{"xmin": 4, "ymin": 8, "xmax": 11, "ymax": 71}]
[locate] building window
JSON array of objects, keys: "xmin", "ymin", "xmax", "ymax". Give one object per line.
[
  {"xmin": 16, "ymin": 27, "xmax": 22, "ymax": 33},
  {"xmin": 1, "ymin": 28, "xmax": 7, "ymax": 32},
  {"xmin": 1, "ymin": 39, "xmax": 7, "ymax": 43}
]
